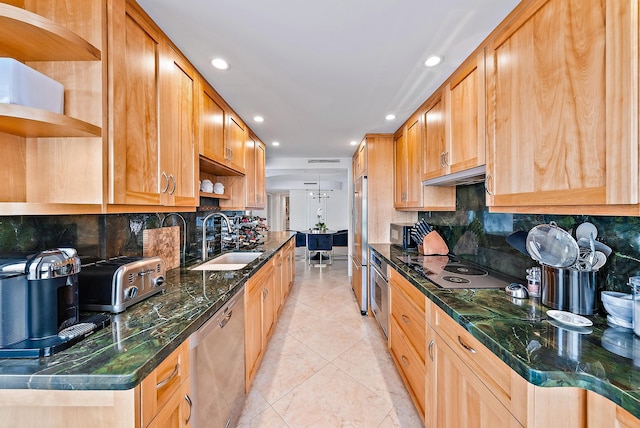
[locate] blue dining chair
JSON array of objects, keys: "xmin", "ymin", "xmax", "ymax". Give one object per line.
[{"xmin": 306, "ymin": 233, "xmax": 333, "ymax": 266}]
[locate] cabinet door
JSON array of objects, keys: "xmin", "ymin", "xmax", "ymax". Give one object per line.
[
  {"xmin": 110, "ymin": 1, "xmax": 162, "ymax": 205},
  {"xmin": 486, "ymin": 0, "xmax": 637, "ymax": 211},
  {"xmin": 198, "ymin": 83, "xmax": 226, "ymax": 164},
  {"xmin": 262, "ymin": 268, "xmax": 276, "ymax": 340},
  {"xmin": 434, "ymin": 335, "xmax": 521, "ymax": 428},
  {"xmin": 160, "ymin": 45, "xmax": 197, "ymax": 207},
  {"xmin": 404, "ymin": 114, "xmax": 423, "ymax": 208},
  {"xmin": 246, "ymin": 136, "xmax": 266, "ymax": 209},
  {"xmin": 423, "ymin": 92, "xmax": 447, "ymax": 181},
  {"xmin": 147, "ymin": 379, "xmax": 192, "ymax": 428},
  {"xmin": 448, "ymin": 52, "xmax": 485, "ymax": 174},
  {"xmin": 394, "ymin": 131, "xmax": 407, "ymax": 207},
  {"xmin": 226, "ymin": 112, "xmax": 246, "ymax": 173},
  {"xmin": 244, "ymin": 281, "xmax": 264, "ymax": 391}
]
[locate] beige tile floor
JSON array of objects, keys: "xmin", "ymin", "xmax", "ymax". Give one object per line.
[{"xmin": 237, "ymin": 258, "xmax": 424, "ymax": 428}]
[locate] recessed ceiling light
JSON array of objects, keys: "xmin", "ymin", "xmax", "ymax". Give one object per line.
[
  {"xmin": 424, "ymin": 54, "xmax": 444, "ymax": 67},
  {"xmin": 350, "ymin": 141, "xmax": 358, "ymax": 146},
  {"xmin": 211, "ymin": 58, "xmax": 229, "ymax": 70},
  {"xmin": 272, "ymin": 141, "xmax": 280, "ymax": 146},
  {"xmin": 385, "ymin": 114, "xmax": 396, "ymax": 121},
  {"xmin": 253, "ymin": 116, "xmax": 264, "ymax": 123}
]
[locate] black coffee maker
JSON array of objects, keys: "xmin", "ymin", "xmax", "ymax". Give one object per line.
[{"xmin": 0, "ymin": 248, "xmax": 99, "ymax": 358}]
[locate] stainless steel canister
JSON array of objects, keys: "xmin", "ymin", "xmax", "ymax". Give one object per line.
[{"xmin": 541, "ymin": 265, "xmax": 597, "ymax": 315}]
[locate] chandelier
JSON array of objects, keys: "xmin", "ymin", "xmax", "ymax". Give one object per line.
[{"xmin": 308, "ymin": 175, "xmax": 331, "ymax": 202}]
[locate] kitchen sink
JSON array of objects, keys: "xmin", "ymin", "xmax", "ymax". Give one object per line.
[{"xmin": 191, "ymin": 252, "xmax": 263, "ymax": 271}]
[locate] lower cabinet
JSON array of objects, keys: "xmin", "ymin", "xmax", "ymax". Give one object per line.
[
  {"xmin": 244, "ymin": 239, "xmax": 295, "ymax": 391},
  {"xmin": 433, "ymin": 334, "xmax": 521, "ymax": 428},
  {"xmin": 141, "ymin": 341, "xmax": 192, "ymax": 427}
]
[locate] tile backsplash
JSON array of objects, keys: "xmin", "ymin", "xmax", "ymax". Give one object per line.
[
  {"xmin": 420, "ymin": 183, "xmax": 640, "ymax": 297},
  {"xmin": 0, "ymin": 212, "xmax": 232, "ymax": 264}
]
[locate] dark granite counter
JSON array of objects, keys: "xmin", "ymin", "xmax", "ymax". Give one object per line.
[
  {"xmin": 370, "ymin": 243, "xmax": 640, "ymax": 420},
  {"xmin": 0, "ymin": 232, "xmax": 294, "ymax": 391}
]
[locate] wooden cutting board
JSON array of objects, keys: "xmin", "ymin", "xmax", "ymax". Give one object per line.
[{"xmin": 143, "ymin": 226, "xmax": 180, "ymax": 270}]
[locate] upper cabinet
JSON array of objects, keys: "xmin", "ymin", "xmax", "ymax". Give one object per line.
[
  {"xmin": 485, "ymin": 0, "xmax": 638, "ymax": 215},
  {"xmin": 225, "ymin": 112, "xmax": 246, "ymax": 174},
  {"xmin": 353, "ymin": 139, "xmax": 367, "ymax": 179},
  {"xmin": 108, "ymin": 0, "xmax": 163, "ymax": 207},
  {"xmin": 447, "ymin": 52, "xmax": 485, "ymax": 176},
  {"xmin": 394, "ymin": 112, "xmax": 423, "ymax": 209},
  {"xmin": 159, "ymin": 43, "xmax": 198, "ymax": 207},
  {"xmin": 245, "ymin": 133, "xmax": 266, "ymax": 209},
  {"xmin": 0, "ymin": 2, "xmax": 105, "ymax": 215},
  {"xmin": 422, "ymin": 52, "xmax": 486, "ymax": 184}
]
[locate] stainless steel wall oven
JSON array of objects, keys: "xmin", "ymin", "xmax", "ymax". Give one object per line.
[{"xmin": 369, "ymin": 251, "xmax": 389, "ymax": 337}]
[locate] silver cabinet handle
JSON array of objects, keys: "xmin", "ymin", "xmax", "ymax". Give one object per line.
[
  {"xmin": 428, "ymin": 339, "xmax": 434, "ymax": 361},
  {"xmin": 161, "ymin": 171, "xmax": 170, "ymax": 193},
  {"xmin": 443, "ymin": 151, "xmax": 450, "ymax": 167},
  {"xmin": 439, "ymin": 152, "xmax": 446, "ymax": 168},
  {"xmin": 263, "ymin": 288, "xmax": 268, "ymax": 300},
  {"xmin": 458, "ymin": 336, "xmax": 477, "ymax": 354},
  {"xmin": 401, "ymin": 355, "xmax": 410, "ymax": 366},
  {"xmin": 401, "ymin": 314, "xmax": 410, "ymax": 324},
  {"xmin": 219, "ymin": 310, "xmax": 232, "ymax": 329},
  {"xmin": 184, "ymin": 394, "xmax": 193, "ymax": 424},
  {"xmin": 485, "ymin": 174, "xmax": 493, "ymax": 195},
  {"xmin": 156, "ymin": 363, "xmax": 180, "ymax": 389},
  {"xmin": 168, "ymin": 174, "xmax": 176, "ymax": 195}
]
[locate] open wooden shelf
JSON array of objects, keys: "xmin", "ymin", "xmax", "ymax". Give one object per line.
[
  {"xmin": 0, "ymin": 4, "xmax": 101, "ymax": 61},
  {"xmin": 199, "ymin": 155, "xmax": 244, "ymax": 177},
  {"xmin": 0, "ymin": 104, "xmax": 101, "ymax": 138},
  {"xmin": 199, "ymin": 191, "xmax": 230, "ymax": 200}
]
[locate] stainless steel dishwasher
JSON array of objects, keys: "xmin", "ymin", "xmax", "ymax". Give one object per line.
[{"xmin": 190, "ymin": 286, "xmax": 245, "ymax": 428}]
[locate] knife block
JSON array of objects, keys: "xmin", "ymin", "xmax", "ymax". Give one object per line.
[{"xmin": 418, "ymin": 231, "xmax": 449, "ymax": 255}]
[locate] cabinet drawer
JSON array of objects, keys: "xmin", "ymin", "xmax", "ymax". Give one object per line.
[
  {"xmin": 390, "ymin": 281, "xmax": 425, "ymax": 363},
  {"xmin": 141, "ymin": 341, "xmax": 190, "ymax": 427},
  {"xmin": 432, "ymin": 304, "xmax": 515, "ymax": 417},
  {"xmin": 389, "ymin": 268, "xmax": 425, "ymax": 313},
  {"xmin": 389, "ymin": 317, "xmax": 425, "ymax": 415}
]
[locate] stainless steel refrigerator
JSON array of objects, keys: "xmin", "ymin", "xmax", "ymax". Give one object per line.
[{"xmin": 352, "ymin": 175, "xmax": 368, "ymax": 315}]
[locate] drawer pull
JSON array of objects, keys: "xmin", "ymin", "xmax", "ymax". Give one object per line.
[
  {"xmin": 184, "ymin": 393, "xmax": 193, "ymax": 424},
  {"xmin": 156, "ymin": 363, "xmax": 180, "ymax": 389},
  {"xmin": 458, "ymin": 336, "xmax": 477, "ymax": 354},
  {"xmin": 401, "ymin": 314, "xmax": 410, "ymax": 324},
  {"xmin": 428, "ymin": 339, "xmax": 434, "ymax": 361},
  {"xmin": 401, "ymin": 355, "xmax": 410, "ymax": 366}
]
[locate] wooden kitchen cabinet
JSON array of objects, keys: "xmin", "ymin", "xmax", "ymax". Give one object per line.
[
  {"xmin": 388, "ymin": 268, "xmax": 427, "ymax": 418},
  {"xmin": 353, "ymin": 139, "xmax": 367, "ymax": 179},
  {"xmin": 394, "ymin": 113, "xmax": 423, "ymax": 209},
  {"xmin": 587, "ymin": 390, "xmax": 639, "ymax": 428},
  {"xmin": 433, "ymin": 334, "xmax": 521, "ymax": 428},
  {"xmin": 0, "ymin": 2, "xmax": 105, "ymax": 214},
  {"xmin": 244, "ymin": 255, "xmax": 275, "ymax": 391},
  {"xmin": 394, "ymin": 112, "xmax": 456, "ymax": 211},
  {"xmin": 141, "ymin": 341, "xmax": 192, "ymax": 427},
  {"xmin": 109, "ymin": 0, "xmax": 198, "ymax": 210},
  {"xmin": 225, "ymin": 112, "xmax": 247, "ymax": 174},
  {"xmin": 422, "ymin": 90, "xmax": 448, "ymax": 181},
  {"xmin": 108, "ymin": 0, "xmax": 162, "ymax": 206},
  {"xmin": 197, "ymin": 82, "xmax": 227, "ymax": 166},
  {"xmin": 445, "ymin": 52, "xmax": 485, "ymax": 176},
  {"xmin": 422, "ymin": 52, "xmax": 485, "ymax": 184},
  {"xmin": 485, "ymin": 0, "xmax": 639, "ymax": 215},
  {"xmin": 245, "ymin": 133, "xmax": 266, "ymax": 209},
  {"xmin": 159, "ymin": 43, "xmax": 198, "ymax": 207}
]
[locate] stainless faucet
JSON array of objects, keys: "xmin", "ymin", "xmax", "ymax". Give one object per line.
[{"xmin": 201, "ymin": 212, "xmax": 234, "ymax": 260}]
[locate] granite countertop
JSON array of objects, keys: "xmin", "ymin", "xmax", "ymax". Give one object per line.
[
  {"xmin": 0, "ymin": 232, "xmax": 294, "ymax": 391},
  {"xmin": 370, "ymin": 243, "xmax": 640, "ymax": 419}
]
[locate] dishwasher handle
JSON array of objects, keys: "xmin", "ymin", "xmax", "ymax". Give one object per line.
[{"xmin": 190, "ymin": 286, "xmax": 244, "ymax": 348}]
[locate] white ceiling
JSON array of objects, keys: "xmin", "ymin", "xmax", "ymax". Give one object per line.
[{"xmin": 137, "ymin": 0, "xmax": 520, "ymax": 190}]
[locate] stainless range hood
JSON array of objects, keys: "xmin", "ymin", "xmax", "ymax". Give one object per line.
[{"xmin": 422, "ymin": 165, "xmax": 486, "ymax": 186}]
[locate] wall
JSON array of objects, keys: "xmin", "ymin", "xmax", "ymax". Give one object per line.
[{"xmin": 421, "ymin": 184, "xmax": 640, "ymax": 298}]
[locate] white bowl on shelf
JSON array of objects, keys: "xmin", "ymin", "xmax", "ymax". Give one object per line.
[{"xmin": 601, "ymin": 291, "xmax": 633, "ymax": 325}]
